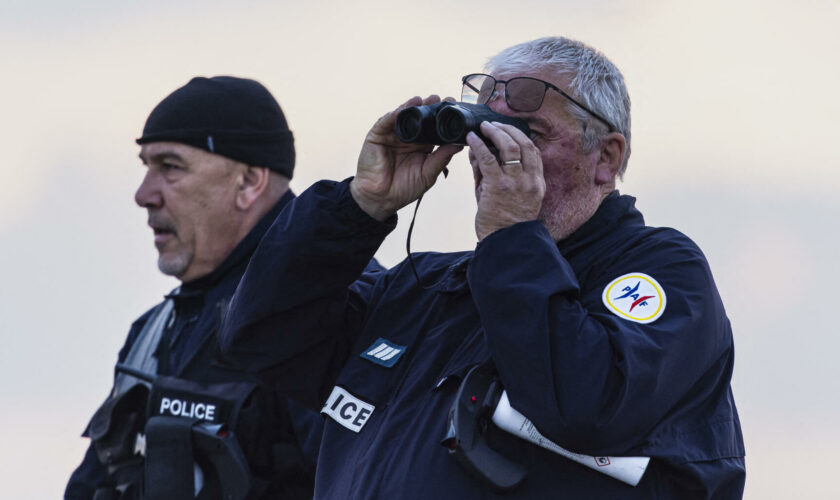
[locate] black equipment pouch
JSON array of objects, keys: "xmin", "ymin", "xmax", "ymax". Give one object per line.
[
  {"xmin": 143, "ymin": 376, "xmax": 260, "ymax": 500},
  {"xmin": 441, "ymin": 362, "xmax": 527, "ymax": 491},
  {"xmin": 89, "ymin": 384, "xmax": 150, "ymax": 469},
  {"xmin": 144, "ymin": 416, "xmax": 195, "ymax": 500},
  {"xmin": 192, "ymin": 422, "xmax": 253, "ymax": 499},
  {"xmin": 147, "ymin": 375, "xmax": 257, "ymax": 425}
]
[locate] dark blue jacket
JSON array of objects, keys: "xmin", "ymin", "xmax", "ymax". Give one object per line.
[
  {"xmin": 220, "ymin": 180, "xmax": 745, "ymax": 499},
  {"xmin": 66, "ymin": 191, "xmax": 326, "ymax": 500}
]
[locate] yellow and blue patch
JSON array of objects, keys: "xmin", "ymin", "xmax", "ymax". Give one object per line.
[{"xmin": 601, "ymin": 272, "xmax": 667, "ymax": 324}]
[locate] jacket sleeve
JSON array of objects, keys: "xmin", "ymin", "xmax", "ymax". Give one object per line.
[
  {"xmin": 467, "ymin": 220, "xmax": 733, "ymax": 455},
  {"xmin": 219, "ymin": 179, "xmax": 395, "ymax": 410},
  {"xmin": 64, "ymin": 444, "xmax": 109, "ymax": 500}
]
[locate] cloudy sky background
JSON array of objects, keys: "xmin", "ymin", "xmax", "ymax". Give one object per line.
[{"xmin": 1, "ymin": 0, "xmax": 837, "ymax": 497}]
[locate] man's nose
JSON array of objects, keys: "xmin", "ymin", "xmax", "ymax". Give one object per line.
[
  {"xmin": 134, "ymin": 170, "xmax": 163, "ymax": 208},
  {"xmin": 486, "ymin": 86, "xmax": 513, "ymax": 115}
]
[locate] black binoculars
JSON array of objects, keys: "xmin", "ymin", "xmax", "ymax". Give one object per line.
[{"xmin": 395, "ymin": 102, "xmax": 531, "ymax": 145}]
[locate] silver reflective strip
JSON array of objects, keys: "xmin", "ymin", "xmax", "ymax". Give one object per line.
[
  {"xmin": 376, "ymin": 347, "xmax": 396, "ymax": 359},
  {"xmin": 367, "ymin": 343, "xmax": 389, "ymax": 356},
  {"xmin": 112, "ymin": 297, "xmax": 174, "ymax": 395},
  {"xmin": 380, "ymin": 348, "xmax": 401, "ymax": 361}
]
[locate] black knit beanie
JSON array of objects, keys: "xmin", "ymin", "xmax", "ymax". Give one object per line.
[{"xmin": 136, "ymin": 76, "xmax": 295, "ymax": 178}]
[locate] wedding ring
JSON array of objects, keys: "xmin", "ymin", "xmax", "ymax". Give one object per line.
[{"xmin": 503, "ymin": 160, "xmax": 522, "ymax": 165}]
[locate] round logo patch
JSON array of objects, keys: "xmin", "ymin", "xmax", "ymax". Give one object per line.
[{"xmin": 601, "ymin": 272, "xmax": 666, "ymax": 324}]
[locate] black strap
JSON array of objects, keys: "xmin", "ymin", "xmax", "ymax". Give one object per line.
[
  {"xmin": 144, "ymin": 416, "xmax": 197, "ymax": 499},
  {"xmin": 405, "ymin": 165, "xmax": 449, "ymax": 289},
  {"xmin": 406, "ymin": 194, "xmax": 450, "ymax": 291},
  {"xmin": 406, "ymin": 195, "xmax": 426, "ymax": 286},
  {"xmin": 441, "ymin": 362, "xmax": 527, "ymax": 491}
]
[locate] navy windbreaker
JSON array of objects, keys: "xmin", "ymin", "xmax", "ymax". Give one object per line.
[{"xmin": 220, "ymin": 179, "xmax": 745, "ymax": 499}]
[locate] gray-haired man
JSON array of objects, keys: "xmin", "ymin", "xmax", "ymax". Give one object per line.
[{"xmin": 220, "ymin": 37, "xmax": 745, "ymax": 498}]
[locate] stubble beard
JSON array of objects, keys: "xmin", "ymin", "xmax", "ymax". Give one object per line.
[
  {"xmin": 539, "ymin": 181, "xmax": 603, "ymax": 242},
  {"xmin": 157, "ymin": 251, "xmax": 191, "ymax": 279}
]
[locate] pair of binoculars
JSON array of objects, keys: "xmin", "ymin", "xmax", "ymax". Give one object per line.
[{"xmin": 395, "ymin": 102, "xmax": 531, "ymax": 145}]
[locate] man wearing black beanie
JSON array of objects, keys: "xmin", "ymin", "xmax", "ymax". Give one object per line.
[{"xmin": 65, "ymin": 76, "xmax": 336, "ymax": 500}]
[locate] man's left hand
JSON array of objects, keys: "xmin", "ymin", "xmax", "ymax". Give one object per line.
[{"xmin": 468, "ymin": 121, "xmax": 545, "ymax": 241}]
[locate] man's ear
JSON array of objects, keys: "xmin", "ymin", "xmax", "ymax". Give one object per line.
[
  {"xmin": 594, "ymin": 132, "xmax": 626, "ymax": 186},
  {"xmin": 235, "ymin": 166, "xmax": 271, "ymax": 210}
]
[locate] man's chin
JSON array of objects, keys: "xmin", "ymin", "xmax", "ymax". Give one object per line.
[{"xmin": 157, "ymin": 253, "xmax": 190, "ymax": 278}]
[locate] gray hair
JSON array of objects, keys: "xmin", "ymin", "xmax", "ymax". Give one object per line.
[{"xmin": 485, "ymin": 37, "xmax": 632, "ymax": 176}]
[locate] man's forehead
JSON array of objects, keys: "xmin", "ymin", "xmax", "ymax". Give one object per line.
[
  {"xmin": 138, "ymin": 141, "xmax": 246, "ymax": 176},
  {"xmin": 139, "ymin": 141, "xmax": 205, "ymax": 162}
]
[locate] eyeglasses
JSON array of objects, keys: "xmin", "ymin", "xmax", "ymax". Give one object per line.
[{"xmin": 461, "ymin": 73, "xmax": 615, "ymax": 132}]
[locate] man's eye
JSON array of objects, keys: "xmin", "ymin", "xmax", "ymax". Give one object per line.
[{"xmin": 161, "ymin": 162, "xmax": 180, "ymax": 171}]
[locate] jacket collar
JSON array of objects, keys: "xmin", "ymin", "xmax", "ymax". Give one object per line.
[{"xmin": 556, "ymin": 190, "xmax": 642, "ymax": 257}]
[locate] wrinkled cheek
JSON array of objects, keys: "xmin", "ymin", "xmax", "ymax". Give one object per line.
[
  {"xmin": 538, "ymin": 173, "xmax": 573, "ymax": 220},
  {"xmin": 538, "ymin": 189, "xmax": 559, "ymax": 221}
]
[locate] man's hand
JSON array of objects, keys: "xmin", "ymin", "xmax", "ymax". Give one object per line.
[
  {"xmin": 350, "ymin": 96, "xmax": 463, "ymax": 221},
  {"xmin": 469, "ymin": 121, "xmax": 545, "ymax": 241}
]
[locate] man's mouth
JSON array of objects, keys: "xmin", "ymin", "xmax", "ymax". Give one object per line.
[
  {"xmin": 152, "ymin": 228, "xmax": 175, "ymax": 246},
  {"xmin": 148, "ymin": 215, "xmax": 176, "ymax": 246}
]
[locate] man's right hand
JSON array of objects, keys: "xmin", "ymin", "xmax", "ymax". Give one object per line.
[{"xmin": 350, "ymin": 96, "xmax": 463, "ymax": 221}]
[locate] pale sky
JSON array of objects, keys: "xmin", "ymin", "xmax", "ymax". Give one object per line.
[{"xmin": 1, "ymin": 0, "xmax": 838, "ymax": 498}]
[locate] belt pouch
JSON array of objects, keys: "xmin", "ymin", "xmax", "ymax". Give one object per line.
[{"xmin": 144, "ymin": 416, "xmax": 196, "ymax": 500}]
